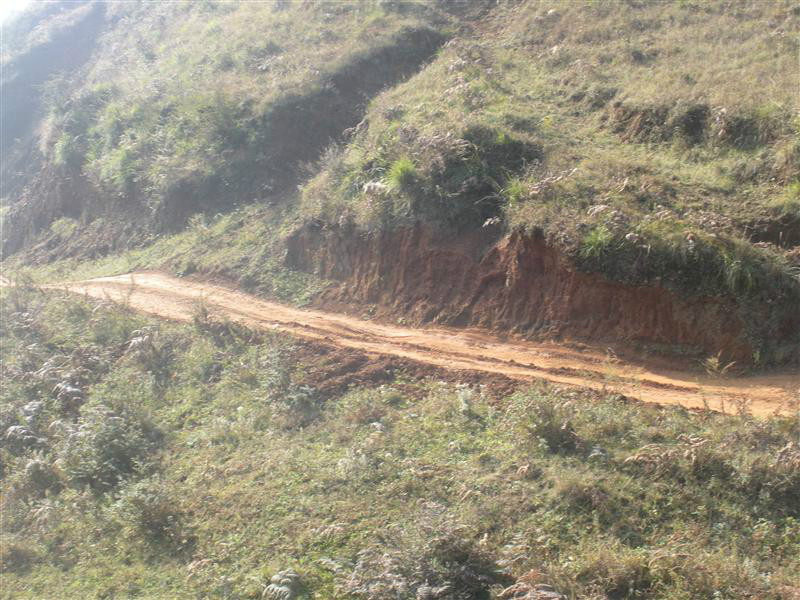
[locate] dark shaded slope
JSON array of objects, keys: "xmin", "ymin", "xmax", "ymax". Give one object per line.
[
  {"xmin": 1, "ymin": 2, "xmax": 106, "ymax": 198},
  {"xmin": 156, "ymin": 26, "xmax": 447, "ymax": 227}
]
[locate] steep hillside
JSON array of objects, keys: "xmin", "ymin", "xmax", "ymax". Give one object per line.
[
  {"xmin": 2, "ymin": 0, "xmax": 452, "ymax": 251},
  {"xmin": 1, "ymin": 0, "xmax": 799, "ymax": 366},
  {"xmin": 2, "ymin": 3, "xmax": 800, "ymax": 598},
  {"xmin": 1, "ymin": 287, "xmax": 798, "ymax": 598}
]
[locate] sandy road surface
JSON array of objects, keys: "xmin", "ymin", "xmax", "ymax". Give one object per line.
[{"xmin": 19, "ymin": 272, "xmax": 800, "ymax": 416}]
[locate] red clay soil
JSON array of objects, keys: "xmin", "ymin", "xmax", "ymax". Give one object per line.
[
  {"xmin": 285, "ymin": 223, "xmax": 753, "ymax": 363},
  {"xmin": 35, "ymin": 272, "xmax": 799, "ymax": 417}
]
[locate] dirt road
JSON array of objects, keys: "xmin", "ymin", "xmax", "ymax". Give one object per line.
[{"xmin": 43, "ymin": 272, "xmax": 800, "ymax": 415}]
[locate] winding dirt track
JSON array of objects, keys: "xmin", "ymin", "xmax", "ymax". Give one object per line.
[{"xmin": 44, "ymin": 272, "xmax": 800, "ymax": 416}]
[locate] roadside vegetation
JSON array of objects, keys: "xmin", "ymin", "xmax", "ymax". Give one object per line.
[{"xmin": 2, "ymin": 287, "xmax": 798, "ymax": 599}]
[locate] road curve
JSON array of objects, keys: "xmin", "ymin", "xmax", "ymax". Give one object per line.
[{"xmin": 37, "ymin": 272, "xmax": 800, "ymax": 416}]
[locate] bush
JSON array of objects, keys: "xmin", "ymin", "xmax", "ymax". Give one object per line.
[
  {"xmin": 0, "ymin": 537, "xmax": 37, "ymax": 574},
  {"xmin": 21, "ymin": 457, "xmax": 63, "ymax": 498},
  {"xmin": 111, "ymin": 478, "xmax": 192, "ymax": 551},
  {"xmin": 272, "ymin": 385, "xmax": 320, "ymax": 430},
  {"xmin": 506, "ymin": 392, "xmax": 583, "ymax": 454},
  {"xmin": 338, "ymin": 502, "xmax": 503, "ymax": 600},
  {"xmin": 57, "ymin": 403, "xmax": 160, "ymax": 493}
]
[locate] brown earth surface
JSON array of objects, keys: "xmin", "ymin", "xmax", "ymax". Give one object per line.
[
  {"xmin": 24, "ymin": 271, "xmax": 799, "ymax": 416},
  {"xmin": 286, "ymin": 225, "xmax": 781, "ymax": 365}
]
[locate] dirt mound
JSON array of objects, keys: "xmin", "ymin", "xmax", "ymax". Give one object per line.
[
  {"xmin": 292, "ymin": 340, "xmax": 519, "ymax": 402},
  {"xmin": 286, "ymin": 223, "xmax": 755, "ymax": 363}
]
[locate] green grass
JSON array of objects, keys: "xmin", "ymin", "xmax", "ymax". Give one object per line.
[
  {"xmin": 6, "ymin": 203, "xmax": 326, "ymax": 308},
  {"xmin": 1, "ymin": 289, "xmax": 799, "ymax": 598},
  {"xmin": 295, "ymin": 1, "xmax": 797, "ymax": 235},
  {"xmin": 578, "ymin": 225, "xmax": 615, "ymax": 260},
  {"xmin": 386, "ymin": 156, "xmax": 418, "ymax": 191},
  {"xmin": 12, "ymin": 1, "xmax": 452, "ymax": 221}
]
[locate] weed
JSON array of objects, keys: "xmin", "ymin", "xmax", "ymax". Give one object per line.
[
  {"xmin": 386, "ymin": 156, "xmax": 417, "ymax": 191},
  {"xmin": 579, "ymin": 225, "xmax": 615, "ymax": 260},
  {"xmin": 703, "ymin": 351, "xmax": 737, "ymax": 378},
  {"xmin": 502, "ymin": 177, "xmax": 527, "ymax": 208}
]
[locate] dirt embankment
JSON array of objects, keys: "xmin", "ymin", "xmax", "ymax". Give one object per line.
[
  {"xmin": 27, "ymin": 272, "xmax": 797, "ymax": 416},
  {"xmin": 286, "ymin": 223, "xmax": 756, "ymax": 363}
]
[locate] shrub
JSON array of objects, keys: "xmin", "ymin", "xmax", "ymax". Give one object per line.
[
  {"xmin": 57, "ymin": 403, "xmax": 159, "ymax": 493},
  {"xmin": 21, "ymin": 457, "xmax": 63, "ymax": 498},
  {"xmin": 264, "ymin": 569, "xmax": 303, "ymax": 600},
  {"xmin": 0, "ymin": 537, "xmax": 37, "ymax": 574},
  {"xmin": 124, "ymin": 327, "xmax": 175, "ymax": 388},
  {"xmin": 338, "ymin": 502, "xmax": 503, "ymax": 600},
  {"xmin": 111, "ymin": 478, "xmax": 192, "ymax": 551},
  {"xmin": 506, "ymin": 392, "xmax": 583, "ymax": 454},
  {"xmin": 272, "ymin": 384, "xmax": 320, "ymax": 430},
  {"xmin": 53, "ymin": 133, "xmax": 84, "ymax": 168}
]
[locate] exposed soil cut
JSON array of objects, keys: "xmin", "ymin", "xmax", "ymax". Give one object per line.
[
  {"xmin": 291, "ymin": 340, "xmax": 520, "ymax": 402},
  {"xmin": 27, "ymin": 272, "xmax": 799, "ymax": 416},
  {"xmin": 286, "ymin": 224, "xmax": 760, "ymax": 364}
]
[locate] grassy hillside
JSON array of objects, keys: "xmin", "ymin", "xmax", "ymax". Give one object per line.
[
  {"xmin": 2, "ymin": 0, "xmax": 451, "ymax": 252},
  {"xmin": 1, "ymin": 4, "xmax": 799, "ymax": 596},
  {"xmin": 297, "ymin": 1, "xmax": 800, "ymax": 346},
  {"xmin": 1, "ymin": 286, "xmax": 798, "ymax": 599},
  {"xmin": 1, "ymin": 0, "xmax": 797, "ymax": 365}
]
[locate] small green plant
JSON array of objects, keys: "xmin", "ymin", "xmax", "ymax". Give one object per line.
[
  {"xmin": 579, "ymin": 225, "xmax": 615, "ymax": 260},
  {"xmin": 48, "ymin": 217, "xmax": 78, "ymax": 240},
  {"xmin": 386, "ymin": 156, "xmax": 417, "ymax": 191},
  {"xmin": 502, "ymin": 177, "xmax": 527, "ymax": 207},
  {"xmin": 53, "ymin": 133, "xmax": 84, "ymax": 168}
]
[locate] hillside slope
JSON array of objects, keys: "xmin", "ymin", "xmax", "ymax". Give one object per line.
[
  {"xmin": 1, "ymin": 285, "xmax": 798, "ymax": 598},
  {"xmin": 1, "ymin": 0, "xmax": 799, "ymax": 366},
  {"xmin": 1, "ymin": 3, "xmax": 800, "ymax": 598}
]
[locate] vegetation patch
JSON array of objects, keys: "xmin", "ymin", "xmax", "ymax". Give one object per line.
[{"xmin": 1, "ymin": 289, "xmax": 798, "ymax": 598}]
